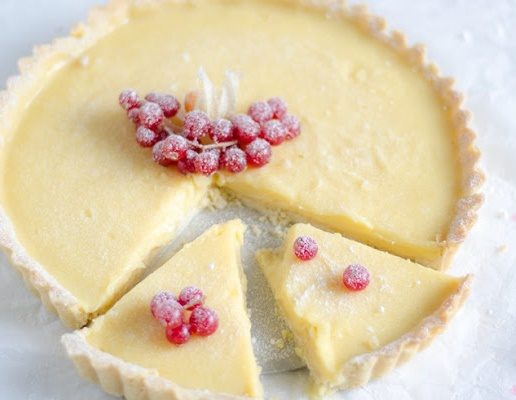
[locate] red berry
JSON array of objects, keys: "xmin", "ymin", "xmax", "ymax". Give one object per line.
[
  {"xmin": 183, "ymin": 110, "xmax": 211, "ymax": 141},
  {"xmin": 139, "ymin": 102, "xmax": 164, "ymax": 130},
  {"xmin": 232, "ymin": 114, "xmax": 260, "ymax": 145},
  {"xmin": 222, "ymin": 146, "xmax": 247, "ymax": 173},
  {"xmin": 136, "ymin": 125, "xmax": 161, "ymax": 147},
  {"xmin": 342, "ymin": 264, "xmax": 370, "ymax": 291},
  {"xmin": 281, "ymin": 114, "xmax": 301, "ymax": 140},
  {"xmin": 293, "ymin": 236, "xmax": 318, "ymax": 261},
  {"xmin": 245, "ymin": 138, "xmax": 272, "ymax": 167},
  {"xmin": 165, "ymin": 135, "xmax": 189, "ymax": 160},
  {"xmin": 119, "ymin": 89, "xmax": 140, "ymax": 110},
  {"xmin": 177, "ymin": 149, "xmax": 198, "ymax": 174},
  {"xmin": 127, "ymin": 107, "xmax": 140, "ymax": 124},
  {"xmin": 194, "ymin": 149, "xmax": 220, "ymax": 175},
  {"xmin": 166, "ymin": 323, "xmax": 191, "ymax": 345},
  {"xmin": 150, "ymin": 292, "xmax": 183, "ymax": 327},
  {"xmin": 189, "ymin": 307, "xmax": 218, "ymax": 336},
  {"xmin": 178, "ymin": 286, "xmax": 204, "ymax": 310},
  {"xmin": 261, "ymin": 119, "xmax": 287, "ymax": 145},
  {"xmin": 210, "ymin": 118, "xmax": 235, "ymax": 142},
  {"xmin": 145, "ymin": 93, "xmax": 180, "ymax": 118},
  {"xmin": 267, "ymin": 97, "xmax": 288, "ymax": 119},
  {"xmin": 248, "ymin": 101, "xmax": 273, "ymax": 123},
  {"xmin": 152, "ymin": 135, "xmax": 188, "ymax": 166}
]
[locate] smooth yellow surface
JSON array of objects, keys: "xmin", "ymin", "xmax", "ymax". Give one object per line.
[
  {"xmin": 0, "ymin": 0, "xmax": 460, "ymax": 315},
  {"xmin": 86, "ymin": 220, "xmax": 262, "ymax": 397},
  {"xmin": 257, "ymin": 223, "xmax": 462, "ymax": 385}
]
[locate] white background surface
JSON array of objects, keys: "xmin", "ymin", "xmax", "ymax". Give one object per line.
[{"xmin": 1, "ymin": 0, "xmax": 515, "ymax": 399}]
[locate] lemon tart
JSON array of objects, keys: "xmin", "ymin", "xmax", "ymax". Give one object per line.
[
  {"xmin": 257, "ymin": 223, "xmax": 472, "ymax": 394},
  {"xmin": 62, "ymin": 219, "xmax": 262, "ymax": 399},
  {"xmin": 0, "ymin": 0, "xmax": 482, "ymax": 327}
]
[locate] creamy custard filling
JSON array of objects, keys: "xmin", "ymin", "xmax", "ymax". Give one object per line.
[{"xmin": 0, "ymin": 0, "xmax": 463, "ymax": 320}]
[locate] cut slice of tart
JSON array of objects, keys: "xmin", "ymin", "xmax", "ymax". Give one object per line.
[
  {"xmin": 257, "ymin": 223, "xmax": 471, "ymax": 394},
  {"xmin": 62, "ymin": 219, "xmax": 262, "ymax": 399},
  {"xmin": 0, "ymin": 0, "xmax": 483, "ymax": 328}
]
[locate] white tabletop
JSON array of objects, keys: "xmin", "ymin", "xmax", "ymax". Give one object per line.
[{"xmin": 0, "ymin": 1, "xmax": 515, "ymax": 399}]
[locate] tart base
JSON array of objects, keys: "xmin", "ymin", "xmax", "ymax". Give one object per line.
[{"xmin": 62, "ymin": 331, "xmax": 249, "ymax": 400}]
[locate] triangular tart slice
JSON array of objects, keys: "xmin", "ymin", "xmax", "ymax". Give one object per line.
[
  {"xmin": 257, "ymin": 223, "xmax": 471, "ymax": 394},
  {"xmin": 62, "ymin": 220, "xmax": 262, "ymax": 399}
]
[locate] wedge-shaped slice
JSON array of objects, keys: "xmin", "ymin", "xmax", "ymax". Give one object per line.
[
  {"xmin": 62, "ymin": 220, "xmax": 262, "ymax": 400},
  {"xmin": 257, "ymin": 223, "xmax": 471, "ymax": 394}
]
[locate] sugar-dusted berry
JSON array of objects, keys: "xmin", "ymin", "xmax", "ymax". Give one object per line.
[
  {"xmin": 281, "ymin": 114, "xmax": 301, "ymax": 140},
  {"xmin": 232, "ymin": 114, "xmax": 260, "ymax": 145},
  {"xmin": 150, "ymin": 291, "xmax": 183, "ymax": 327},
  {"xmin": 139, "ymin": 102, "xmax": 165, "ymax": 130},
  {"xmin": 342, "ymin": 264, "xmax": 370, "ymax": 291},
  {"xmin": 153, "ymin": 140, "xmax": 172, "ymax": 166},
  {"xmin": 178, "ymin": 286, "xmax": 204, "ymax": 310},
  {"xmin": 163, "ymin": 134, "xmax": 189, "ymax": 161},
  {"xmin": 245, "ymin": 138, "xmax": 272, "ymax": 167},
  {"xmin": 177, "ymin": 149, "xmax": 199, "ymax": 175},
  {"xmin": 136, "ymin": 126, "xmax": 161, "ymax": 147},
  {"xmin": 189, "ymin": 306, "xmax": 218, "ymax": 336},
  {"xmin": 145, "ymin": 93, "xmax": 180, "ymax": 118},
  {"xmin": 194, "ymin": 149, "xmax": 221, "ymax": 175},
  {"xmin": 222, "ymin": 146, "xmax": 247, "ymax": 173},
  {"xmin": 127, "ymin": 107, "xmax": 140, "ymax": 124},
  {"xmin": 261, "ymin": 119, "xmax": 287, "ymax": 145},
  {"xmin": 166, "ymin": 323, "xmax": 191, "ymax": 345},
  {"xmin": 119, "ymin": 89, "xmax": 140, "ymax": 110},
  {"xmin": 210, "ymin": 118, "xmax": 235, "ymax": 143},
  {"xmin": 267, "ymin": 97, "xmax": 288, "ymax": 119},
  {"xmin": 293, "ymin": 236, "xmax": 318, "ymax": 261},
  {"xmin": 183, "ymin": 110, "xmax": 211, "ymax": 141},
  {"xmin": 248, "ymin": 101, "xmax": 273, "ymax": 123}
]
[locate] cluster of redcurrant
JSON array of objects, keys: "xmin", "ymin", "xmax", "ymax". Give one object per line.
[
  {"xmin": 150, "ymin": 286, "xmax": 218, "ymax": 345},
  {"xmin": 293, "ymin": 236, "xmax": 370, "ymax": 291},
  {"xmin": 119, "ymin": 89, "xmax": 301, "ymax": 175}
]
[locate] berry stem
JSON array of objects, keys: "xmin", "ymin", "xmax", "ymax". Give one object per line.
[
  {"xmin": 163, "ymin": 122, "xmax": 238, "ymax": 151},
  {"xmin": 194, "ymin": 140, "xmax": 239, "ymax": 150}
]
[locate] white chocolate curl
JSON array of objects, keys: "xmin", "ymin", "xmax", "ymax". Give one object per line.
[{"xmin": 196, "ymin": 67, "xmax": 239, "ymax": 120}]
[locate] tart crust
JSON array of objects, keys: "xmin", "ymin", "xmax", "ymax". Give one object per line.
[
  {"xmin": 0, "ymin": 0, "xmax": 482, "ymax": 327},
  {"xmin": 62, "ymin": 331, "xmax": 247, "ymax": 400}
]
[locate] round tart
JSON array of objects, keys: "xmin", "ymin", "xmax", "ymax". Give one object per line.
[{"xmin": 0, "ymin": 0, "xmax": 483, "ymax": 398}]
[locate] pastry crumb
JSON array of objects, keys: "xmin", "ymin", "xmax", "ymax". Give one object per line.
[
  {"xmin": 495, "ymin": 244, "xmax": 508, "ymax": 253},
  {"xmin": 281, "ymin": 329, "xmax": 294, "ymax": 342},
  {"xmin": 250, "ymin": 224, "xmax": 263, "ymax": 237},
  {"xmin": 71, "ymin": 24, "xmax": 85, "ymax": 38}
]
